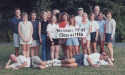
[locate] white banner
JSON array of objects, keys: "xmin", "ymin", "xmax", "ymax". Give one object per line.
[{"xmin": 57, "ymin": 27, "xmax": 86, "ymax": 38}]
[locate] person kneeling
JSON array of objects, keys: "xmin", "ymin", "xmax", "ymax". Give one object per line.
[
  {"xmin": 53, "ymin": 51, "xmax": 113, "ymax": 67},
  {"xmin": 4, "ymin": 54, "xmax": 53, "ymax": 69}
]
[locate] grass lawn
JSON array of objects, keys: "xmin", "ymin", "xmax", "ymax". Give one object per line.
[{"xmin": 0, "ymin": 45, "xmax": 125, "ymax": 75}]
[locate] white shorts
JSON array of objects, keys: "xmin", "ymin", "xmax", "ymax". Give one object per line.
[
  {"xmin": 20, "ymin": 37, "xmax": 32, "ymax": 44},
  {"xmin": 30, "ymin": 40, "xmax": 40, "ymax": 47},
  {"xmin": 13, "ymin": 33, "xmax": 20, "ymax": 47}
]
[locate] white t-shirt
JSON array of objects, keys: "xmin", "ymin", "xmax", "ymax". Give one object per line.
[
  {"xmin": 65, "ymin": 24, "xmax": 79, "ymax": 28},
  {"xmin": 75, "ymin": 15, "xmax": 82, "ymax": 25},
  {"xmin": 46, "ymin": 23, "xmax": 59, "ymax": 38},
  {"xmin": 10, "ymin": 55, "xmax": 30, "ymax": 68},
  {"xmin": 90, "ymin": 20, "xmax": 100, "ymax": 32},
  {"xmin": 75, "ymin": 15, "xmax": 88, "ymax": 25},
  {"xmin": 84, "ymin": 53, "xmax": 109, "ymax": 66}
]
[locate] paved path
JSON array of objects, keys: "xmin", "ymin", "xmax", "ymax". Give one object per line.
[{"xmin": 0, "ymin": 43, "xmax": 125, "ymax": 46}]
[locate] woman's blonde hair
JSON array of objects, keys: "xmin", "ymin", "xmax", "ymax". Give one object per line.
[
  {"xmin": 82, "ymin": 12, "xmax": 88, "ymax": 17},
  {"xmin": 41, "ymin": 11, "xmax": 47, "ymax": 20},
  {"xmin": 21, "ymin": 12, "xmax": 28, "ymax": 19},
  {"xmin": 49, "ymin": 15, "xmax": 57, "ymax": 25}
]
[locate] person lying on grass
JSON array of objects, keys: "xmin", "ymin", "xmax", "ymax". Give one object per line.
[
  {"xmin": 4, "ymin": 54, "xmax": 53, "ymax": 69},
  {"xmin": 53, "ymin": 51, "xmax": 113, "ymax": 67}
]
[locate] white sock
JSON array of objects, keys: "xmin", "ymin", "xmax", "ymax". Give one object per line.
[
  {"xmin": 53, "ymin": 63, "xmax": 61, "ymax": 66},
  {"xmin": 55, "ymin": 60, "xmax": 61, "ymax": 64},
  {"xmin": 47, "ymin": 60, "xmax": 54, "ymax": 64},
  {"xmin": 46, "ymin": 65, "xmax": 49, "ymax": 67}
]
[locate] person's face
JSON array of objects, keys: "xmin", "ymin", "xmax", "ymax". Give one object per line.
[
  {"xmin": 15, "ymin": 10, "xmax": 21, "ymax": 17},
  {"xmin": 42, "ymin": 14, "xmax": 47, "ymax": 20},
  {"xmin": 98, "ymin": 14, "xmax": 103, "ymax": 21},
  {"xmin": 22, "ymin": 15, "xmax": 28, "ymax": 21},
  {"xmin": 94, "ymin": 7, "xmax": 100, "ymax": 14},
  {"xmin": 47, "ymin": 11, "xmax": 51, "ymax": 17},
  {"xmin": 90, "ymin": 15, "xmax": 95, "ymax": 20},
  {"xmin": 62, "ymin": 15, "xmax": 67, "ymax": 21},
  {"xmin": 31, "ymin": 13, "xmax": 36, "ymax": 20},
  {"xmin": 53, "ymin": 11, "xmax": 57, "ymax": 16},
  {"xmin": 78, "ymin": 10, "xmax": 83, "ymax": 15},
  {"xmin": 82, "ymin": 14, "xmax": 87, "ymax": 21},
  {"xmin": 70, "ymin": 18, "xmax": 74, "ymax": 24},
  {"xmin": 100, "ymin": 52, "xmax": 107, "ymax": 59},
  {"xmin": 10, "ymin": 55, "xmax": 17, "ymax": 62},
  {"xmin": 52, "ymin": 16, "xmax": 57, "ymax": 23},
  {"xmin": 107, "ymin": 13, "xmax": 112, "ymax": 19}
]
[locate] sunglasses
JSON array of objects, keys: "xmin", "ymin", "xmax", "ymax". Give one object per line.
[{"xmin": 102, "ymin": 53, "xmax": 106, "ymax": 56}]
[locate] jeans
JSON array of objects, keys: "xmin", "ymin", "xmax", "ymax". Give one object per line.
[{"xmin": 41, "ymin": 34, "xmax": 50, "ymax": 61}]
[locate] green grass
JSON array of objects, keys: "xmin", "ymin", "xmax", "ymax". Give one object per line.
[{"xmin": 0, "ymin": 45, "xmax": 125, "ymax": 75}]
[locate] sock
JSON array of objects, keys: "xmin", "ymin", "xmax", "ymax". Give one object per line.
[
  {"xmin": 53, "ymin": 63, "xmax": 62, "ymax": 66},
  {"xmin": 47, "ymin": 60, "xmax": 54, "ymax": 64},
  {"xmin": 46, "ymin": 65, "xmax": 49, "ymax": 67},
  {"xmin": 55, "ymin": 60, "xmax": 61, "ymax": 64}
]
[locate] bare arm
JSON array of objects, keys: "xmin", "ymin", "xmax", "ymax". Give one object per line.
[
  {"xmin": 38, "ymin": 22, "xmax": 42, "ymax": 43},
  {"xmin": 4, "ymin": 59, "xmax": 12, "ymax": 69},
  {"xmin": 27, "ymin": 22, "xmax": 33, "ymax": 41},
  {"xmin": 17, "ymin": 61, "xmax": 27, "ymax": 69},
  {"xmin": 95, "ymin": 29, "xmax": 98, "ymax": 41},
  {"xmin": 83, "ymin": 25, "xmax": 92, "ymax": 40},
  {"xmin": 107, "ymin": 58, "xmax": 113, "ymax": 66},
  {"xmin": 86, "ymin": 56, "xmax": 95, "ymax": 67},
  {"xmin": 47, "ymin": 31, "xmax": 54, "ymax": 45}
]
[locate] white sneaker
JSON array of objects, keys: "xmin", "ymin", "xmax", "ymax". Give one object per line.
[
  {"xmin": 47, "ymin": 60, "xmax": 54, "ymax": 64},
  {"xmin": 53, "ymin": 59, "xmax": 57, "ymax": 63},
  {"xmin": 53, "ymin": 63, "xmax": 61, "ymax": 66}
]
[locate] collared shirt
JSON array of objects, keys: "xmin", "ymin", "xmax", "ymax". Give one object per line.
[{"xmin": 9, "ymin": 17, "xmax": 22, "ymax": 34}]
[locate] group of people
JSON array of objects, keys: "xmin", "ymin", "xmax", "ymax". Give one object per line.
[{"xmin": 4, "ymin": 5, "xmax": 115, "ymax": 70}]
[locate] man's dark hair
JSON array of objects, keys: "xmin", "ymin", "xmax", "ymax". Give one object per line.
[{"xmin": 14, "ymin": 8, "xmax": 21, "ymax": 12}]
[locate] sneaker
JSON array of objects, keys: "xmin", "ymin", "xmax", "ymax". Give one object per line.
[
  {"xmin": 47, "ymin": 60, "xmax": 54, "ymax": 64},
  {"xmin": 53, "ymin": 59, "xmax": 58, "ymax": 63},
  {"xmin": 53, "ymin": 63, "xmax": 61, "ymax": 66}
]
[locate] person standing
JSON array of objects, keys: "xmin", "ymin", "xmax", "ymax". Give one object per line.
[
  {"xmin": 65, "ymin": 15, "xmax": 79, "ymax": 58},
  {"xmin": 89, "ymin": 13, "xmax": 100, "ymax": 53},
  {"xmin": 30, "ymin": 12, "xmax": 40, "ymax": 57},
  {"xmin": 9, "ymin": 8, "xmax": 22, "ymax": 56},
  {"xmin": 18, "ymin": 12, "xmax": 33, "ymax": 58},
  {"xmin": 59, "ymin": 12, "xmax": 69, "ymax": 59},
  {"xmin": 47, "ymin": 15, "xmax": 60, "ymax": 60},
  {"xmin": 46, "ymin": 10, "xmax": 51, "ymax": 20},
  {"xmin": 105, "ymin": 11, "xmax": 116, "ymax": 62},
  {"xmin": 39, "ymin": 11, "xmax": 50, "ymax": 61},
  {"xmin": 97, "ymin": 12, "xmax": 106, "ymax": 53},
  {"xmin": 94, "ymin": 5, "xmax": 107, "ymax": 21},
  {"xmin": 78, "ymin": 13, "xmax": 92, "ymax": 55}
]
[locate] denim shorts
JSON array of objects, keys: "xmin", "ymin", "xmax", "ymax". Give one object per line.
[
  {"xmin": 105, "ymin": 33, "xmax": 113, "ymax": 43},
  {"xmin": 90, "ymin": 32, "xmax": 96, "ymax": 43},
  {"xmin": 66, "ymin": 38, "xmax": 79, "ymax": 46},
  {"xmin": 73, "ymin": 54, "xmax": 84, "ymax": 67}
]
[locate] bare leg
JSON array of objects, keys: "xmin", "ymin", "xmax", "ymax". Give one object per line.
[
  {"xmin": 74, "ymin": 45, "xmax": 78, "ymax": 54},
  {"xmin": 30, "ymin": 47, "xmax": 35, "ymax": 57},
  {"xmin": 15, "ymin": 47, "xmax": 19, "ymax": 56},
  {"xmin": 50, "ymin": 46, "xmax": 55, "ymax": 60},
  {"xmin": 66, "ymin": 46, "xmax": 69, "ymax": 59},
  {"xmin": 86, "ymin": 40, "xmax": 91, "ymax": 55},
  {"xmin": 93, "ymin": 42, "xmax": 97, "ymax": 53},
  {"xmin": 39, "ymin": 61, "xmax": 47, "ymax": 66},
  {"xmin": 72, "ymin": 46, "xmax": 75, "ymax": 56},
  {"xmin": 55, "ymin": 45, "xmax": 60, "ymax": 59},
  {"xmin": 107, "ymin": 43, "xmax": 114, "ymax": 60},
  {"xmin": 61, "ymin": 44, "xmax": 66, "ymax": 56},
  {"xmin": 81, "ymin": 41, "xmax": 86, "ymax": 54},
  {"xmin": 61, "ymin": 58, "xmax": 76, "ymax": 64},
  {"xmin": 37, "ymin": 65, "xmax": 46, "ymax": 70},
  {"xmin": 68, "ymin": 45, "xmax": 73, "ymax": 58},
  {"xmin": 22, "ymin": 44, "xmax": 26, "ymax": 57},
  {"xmin": 26, "ymin": 44, "xmax": 30, "ymax": 58},
  {"xmin": 100, "ymin": 41, "xmax": 105, "ymax": 53},
  {"xmin": 61, "ymin": 63, "xmax": 78, "ymax": 68},
  {"xmin": 35, "ymin": 45, "xmax": 39, "ymax": 56},
  {"xmin": 90, "ymin": 43, "xmax": 94, "ymax": 53}
]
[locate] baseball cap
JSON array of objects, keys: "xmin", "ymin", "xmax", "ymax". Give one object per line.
[{"xmin": 78, "ymin": 7, "xmax": 83, "ymax": 11}]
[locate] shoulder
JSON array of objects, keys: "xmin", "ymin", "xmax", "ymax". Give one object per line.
[{"xmin": 111, "ymin": 19, "xmax": 116, "ymax": 22}]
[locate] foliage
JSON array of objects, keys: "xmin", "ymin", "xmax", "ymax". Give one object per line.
[{"xmin": 0, "ymin": 0, "xmax": 125, "ymax": 42}]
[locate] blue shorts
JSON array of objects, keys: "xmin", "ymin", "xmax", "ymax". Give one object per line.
[
  {"xmin": 66, "ymin": 38, "xmax": 79, "ymax": 46},
  {"xmin": 73, "ymin": 54, "xmax": 84, "ymax": 67},
  {"xmin": 90, "ymin": 32, "xmax": 96, "ymax": 43},
  {"xmin": 105, "ymin": 33, "xmax": 113, "ymax": 43}
]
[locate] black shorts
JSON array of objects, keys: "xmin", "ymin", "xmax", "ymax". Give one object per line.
[
  {"xmin": 90, "ymin": 32, "xmax": 96, "ymax": 43},
  {"xmin": 49, "ymin": 38, "xmax": 59, "ymax": 46},
  {"xmin": 73, "ymin": 54, "xmax": 84, "ymax": 67},
  {"xmin": 105, "ymin": 33, "xmax": 113, "ymax": 43}
]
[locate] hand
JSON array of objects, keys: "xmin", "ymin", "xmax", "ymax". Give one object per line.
[
  {"xmin": 82, "ymin": 36, "xmax": 87, "ymax": 40},
  {"xmin": 40, "ymin": 39, "xmax": 42, "ymax": 43},
  {"xmin": 32, "ymin": 38, "xmax": 34, "ymax": 42},
  {"xmin": 93, "ymin": 64, "xmax": 99, "ymax": 67},
  {"xmin": 95, "ymin": 37, "xmax": 97, "ymax": 41},
  {"xmin": 51, "ymin": 42, "xmax": 54, "ymax": 46},
  {"xmin": 103, "ymin": 38, "xmax": 105, "ymax": 42},
  {"xmin": 23, "ymin": 39, "xmax": 28, "ymax": 42},
  {"xmin": 9, "ymin": 59, "xmax": 12, "ymax": 61},
  {"xmin": 13, "ymin": 68, "xmax": 19, "ymax": 69},
  {"xmin": 110, "ymin": 37, "xmax": 113, "ymax": 41}
]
